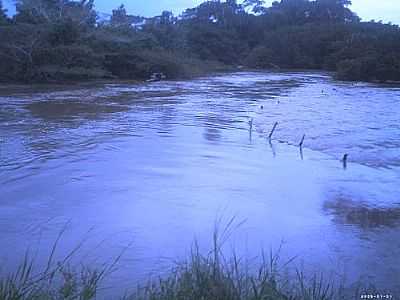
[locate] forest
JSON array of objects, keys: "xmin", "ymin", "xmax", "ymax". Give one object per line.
[{"xmin": 0, "ymin": 0, "xmax": 399, "ymax": 83}]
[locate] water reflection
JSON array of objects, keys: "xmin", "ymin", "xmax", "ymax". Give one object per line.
[
  {"xmin": 26, "ymin": 100, "xmax": 128, "ymax": 121},
  {"xmin": 268, "ymin": 139, "xmax": 277, "ymax": 157},
  {"xmin": 324, "ymin": 198, "xmax": 400, "ymax": 229},
  {"xmin": 203, "ymin": 127, "xmax": 222, "ymax": 143}
]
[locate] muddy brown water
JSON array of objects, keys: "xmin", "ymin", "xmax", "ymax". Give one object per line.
[{"xmin": 1, "ymin": 71, "xmax": 400, "ymax": 296}]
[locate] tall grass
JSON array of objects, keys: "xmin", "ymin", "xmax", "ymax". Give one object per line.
[
  {"xmin": 0, "ymin": 226, "xmax": 124, "ymax": 300},
  {"xmin": 0, "ymin": 222, "xmax": 362, "ymax": 300},
  {"xmin": 132, "ymin": 227, "xmax": 348, "ymax": 300},
  {"xmin": 0, "ymin": 253, "xmax": 103, "ymax": 300}
]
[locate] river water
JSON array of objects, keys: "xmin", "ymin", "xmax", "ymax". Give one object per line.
[{"xmin": 0, "ymin": 71, "xmax": 399, "ymax": 296}]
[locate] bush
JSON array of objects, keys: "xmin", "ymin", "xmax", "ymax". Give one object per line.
[
  {"xmin": 35, "ymin": 45, "xmax": 104, "ymax": 70},
  {"xmin": 104, "ymin": 50, "xmax": 219, "ymax": 80},
  {"xmin": 244, "ymin": 46, "xmax": 279, "ymax": 69},
  {"xmin": 335, "ymin": 54, "xmax": 400, "ymax": 82},
  {"xmin": 37, "ymin": 66, "xmax": 111, "ymax": 81}
]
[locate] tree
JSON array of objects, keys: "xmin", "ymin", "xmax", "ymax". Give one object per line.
[
  {"xmin": 159, "ymin": 11, "xmax": 174, "ymax": 25},
  {"xmin": 0, "ymin": 23, "xmax": 46, "ymax": 81},
  {"xmin": 0, "ymin": 0, "xmax": 8, "ymax": 24},
  {"xmin": 110, "ymin": 4, "xmax": 130, "ymax": 27},
  {"xmin": 242, "ymin": 0, "xmax": 266, "ymax": 14},
  {"xmin": 1, "ymin": 0, "xmax": 399, "ymax": 83},
  {"xmin": 312, "ymin": 0, "xmax": 359, "ymax": 23},
  {"xmin": 15, "ymin": 0, "xmax": 97, "ymax": 26}
]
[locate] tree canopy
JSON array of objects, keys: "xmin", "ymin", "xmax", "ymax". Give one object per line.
[
  {"xmin": 0, "ymin": 1, "xmax": 8, "ymax": 24},
  {"xmin": 0, "ymin": 0, "xmax": 399, "ymax": 82}
]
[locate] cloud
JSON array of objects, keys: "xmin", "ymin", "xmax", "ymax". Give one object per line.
[{"xmin": 351, "ymin": 0, "xmax": 400, "ymax": 24}]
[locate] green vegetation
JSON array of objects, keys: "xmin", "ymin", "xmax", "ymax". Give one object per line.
[
  {"xmin": 0, "ymin": 246, "xmax": 350, "ymax": 300},
  {"xmin": 0, "ymin": 1, "xmax": 7, "ymax": 25},
  {"xmin": 0, "ymin": 256, "xmax": 103, "ymax": 300},
  {"xmin": 0, "ymin": 230, "xmax": 364, "ymax": 300},
  {"xmin": 132, "ymin": 245, "xmax": 348, "ymax": 300},
  {"xmin": 0, "ymin": 0, "xmax": 399, "ymax": 83}
]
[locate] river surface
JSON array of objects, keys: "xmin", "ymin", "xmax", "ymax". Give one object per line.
[{"xmin": 0, "ymin": 71, "xmax": 400, "ymax": 297}]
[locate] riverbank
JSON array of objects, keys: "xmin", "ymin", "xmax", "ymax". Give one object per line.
[
  {"xmin": 0, "ymin": 63, "xmax": 236, "ymax": 92},
  {"xmin": 1, "ymin": 67, "xmax": 399, "ymax": 89}
]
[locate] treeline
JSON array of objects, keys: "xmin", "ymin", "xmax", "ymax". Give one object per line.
[{"xmin": 0, "ymin": 0, "xmax": 399, "ymax": 83}]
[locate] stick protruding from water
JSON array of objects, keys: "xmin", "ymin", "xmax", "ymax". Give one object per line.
[
  {"xmin": 342, "ymin": 154, "xmax": 348, "ymax": 169},
  {"xmin": 248, "ymin": 118, "xmax": 253, "ymax": 132},
  {"xmin": 248, "ymin": 118, "xmax": 254, "ymax": 141},
  {"xmin": 299, "ymin": 134, "xmax": 305, "ymax": 148},
  {"xmin": 268, "ymin": 122, "xmax": 278, "ymax": 140}
]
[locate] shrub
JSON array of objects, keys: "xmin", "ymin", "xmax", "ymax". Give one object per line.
[
  {"xmin": 335, "ymin": 55, "xmax": 396, "ymax": 82},
  {"xmin": 244, "ymin": 46, "xmax": 279, "ymax": 69}
]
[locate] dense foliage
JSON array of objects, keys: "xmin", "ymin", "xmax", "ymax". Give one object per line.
[{"xmin": 0, "ymin": 0, "xmax": 399, "ymax": 83}]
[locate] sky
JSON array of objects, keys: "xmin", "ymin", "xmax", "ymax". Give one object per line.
[{"xmin": 3, "ymin": 0, "xmax": 400, "ymax": 24}]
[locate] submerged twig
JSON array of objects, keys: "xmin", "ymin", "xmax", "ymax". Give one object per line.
[
  {"xmin": 268, "ymin": 139, "xmax": 276, "ymax": 158},
  {"xmin": 299, "ymin": 147, "xmax": 304, "ymax": 160}
]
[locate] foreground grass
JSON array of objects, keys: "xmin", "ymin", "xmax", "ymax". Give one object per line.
[
  {"xmin": 131, "ymin": 231, "xmax": 352, "ymax": 300},
  {"xmin": 0, "ymin": 228, "xmax": 359, "ymax": 300},
  {"xmin": 0, "ymin": 251, "xmax": 358, "ymax": 300},
  {"xmin": 132, "ymin": 249, "xmax": 335, "ymax": 300}
]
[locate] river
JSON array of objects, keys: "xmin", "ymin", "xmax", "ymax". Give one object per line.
[{"xmin": 0, "ymin": 71, "xmax": 399, "ymax": 296}]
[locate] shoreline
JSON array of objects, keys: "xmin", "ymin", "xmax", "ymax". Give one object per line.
[{"xmin": 1, "ymin": 68, "xmax": 399, "ymax": 91}]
